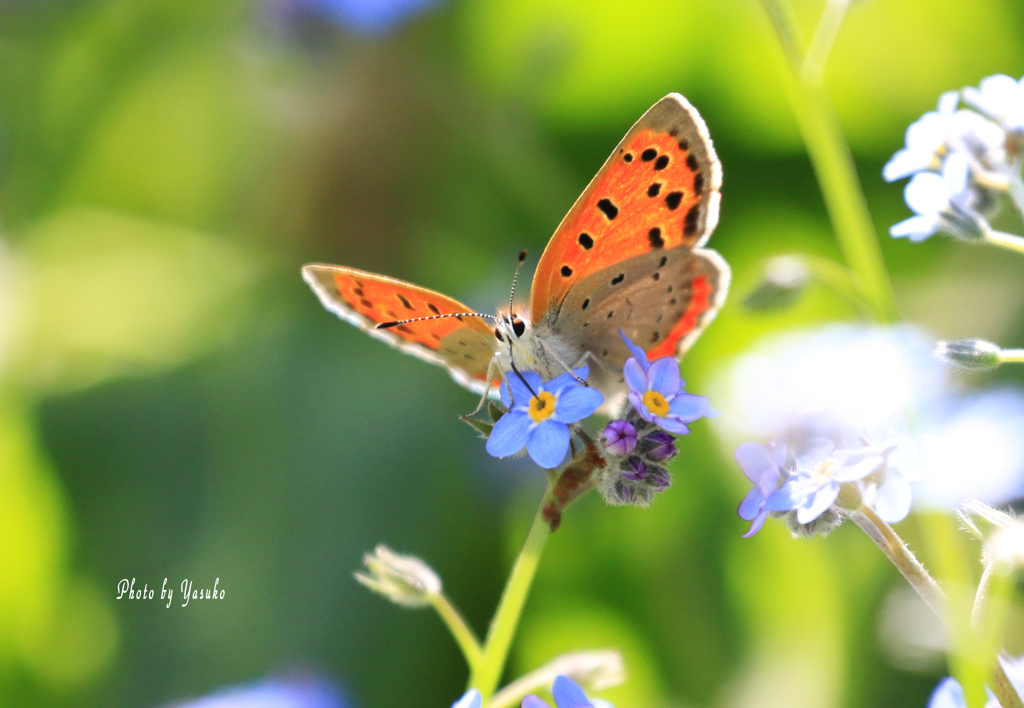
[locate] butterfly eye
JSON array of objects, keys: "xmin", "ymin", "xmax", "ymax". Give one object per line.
[
  {"xmin": 512, "ymin": 318, "xmax": 526, "ymax": 338},
  {"xmin": 494, "ymin": 328, "xmax": 505, "ymax": 342}
]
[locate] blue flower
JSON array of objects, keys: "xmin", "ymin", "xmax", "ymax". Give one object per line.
[
  {"xmin": 175, "ymin": 676, "xmax": 346, "ymax": 708},
  {"xmin": 620, "ymin": 332, "xmax": 712, "ymax": 435},
  {"xmin": 890, "ymin": 152, "xmax": 986, "ymax": 242},
  {"xmin": 486, "ymin": 368, "xmax": 604, "ymax": 469},
  {"xmin": 452, "ymin": 689, "xmax": 481, "ymax": 708},
  {"xmin": 522, "ymin": 675, "xmax": 613, "ymax": 708},
  {"xmin": 764, "ymin": 439, "xmax": 882, "ymax": 524},
  {"xmin": 278, "ymin": 0, "xmax": 443, "ymax": 35},
  {"xmin": 926, "ymin": 654, "xmax": 1024, "ymax": 708},
  {"xmin": 963, "ymin": 73, "xmax": 1024, "ymax": 133},
  {"xmin": 884, "ymin": 91, "xmax": 960, "ymax": 182},
  {"xmin": 735, "ymin": 441, "xmax": 786, "ymax": 538}
]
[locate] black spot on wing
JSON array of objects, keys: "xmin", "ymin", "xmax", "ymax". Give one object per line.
[
  {"xmin": 648, "ymin": 227, "xmax": 664, "ymax": 249},
  {"xmin": 684, "ymin": 205, "xmax": 700, "ymax": 236},
  {"xmin": 624, "ymin": 153, "xmax": 633, "ymax": 163},
  {"xmin": 693, "ymin": 173, "xmax": 704, "ymax": 196},
  {"xmin": 641, "ymin": 148, "xmax": 657, "ymax": 162},
  {"xmin": 597, "ymin": 199, "xmax": 619, "ymax": 220},
  {"xmin": 659, "ymin": 256, "xmax": 668, "ymax": 267},
  {"xmin": 360, "ymin": 298, "xmax": 374, "ymax": 308},
  {"xmin": 561, "ymin": 265, "xmax": 573, "ymax": 277},
  {"xmin": 665, "ymin": 192, "xmax": 683, "ymax": 210},
  {"xmin": 647, "ymin": 183, "xmax": 662, "ymax": 197},
  {"xmin": 686, "ymin": 154, "xmax": 699, "ymax": 171},
  {"xmin": 397, "ymin": 293, "xmax": 414, "ymax": 310},
  {"xmin": 578, "ymin": 232, "xmax": 594, "ymax": 249},
  {"xmin": 582, "ymin": 298, "xmax": 590, "ymax": 310},
  {"xmin": 678, "ymin": 140, "xmax": 689, "ymax": 150},
  {"xmin": 428, "ymin": 303, "xmax": 441, "ymax": 314},
  {"xmin": 654, "ymin": 155, "xmax": 669, "ymax": 170},
  {"xmin": 611, "ymin": 273, "xmax": 625, "ymax": 285}
]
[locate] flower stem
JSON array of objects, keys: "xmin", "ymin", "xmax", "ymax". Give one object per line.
[
  {"xmin": 757, "ymin": 0, "xmax": 900, "ymax": 323},
  {"xmin": 983, "ymin": 229, "xmax": 1024, "ymax": 256},
  {"xmin": 430, "ymin": 592, "xmax": 483, "ymax": 670},
  {"xmin": 471, "ymin": 485, "xmax": 554, "ymax": 701},
  {"xmin": 1000, "ymin": 349, "xmax": 1024, "ymax": 363},
  {"xmin": 972, "ymin": 562, "xmax": 994, "ymax": 629},
  {"xmin": 851, "ymin": 507, "xmax": 1024, "ymax": 708},
  {"xmin": 800, "ymin": 0, "xmax": 850, "ymax": 84}
]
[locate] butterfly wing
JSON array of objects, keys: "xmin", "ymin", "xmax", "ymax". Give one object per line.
[
  {"xmin": 302, "ymin": 264, "xmax": 497, "ymax": 394},
  {"xmin": 552, "ymin": 246, "xmax": 730, "ymax": 373},
  {"xmin": 530, "ymin": 93, "xmax": 722, "ymax": 324}
]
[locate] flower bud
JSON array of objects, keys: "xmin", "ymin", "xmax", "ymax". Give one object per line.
[
  {"xmin": 602, "ymin": 420, "xmax": 637, "ymax": 456},
  {"xmin": 935, "ymin": 338, "xmax": 1002, "ymax": 371},
  {"xmin": 354, "ymin": 545, "xmax": 441, "ymax": 607},
  {"xmin": 622, "ymin": 457, "xmax": 647, "ymax": 481},
  {"xmin": 742, "ymin": 255, "xmax": 809, "ymax": 311},
  {"xmin": 645, "ymin": 465, "xmax": 671, "ymax": 490},
  {"xmin": 644, "ymin": 431, "xmax": 677, "ymax": 460}
]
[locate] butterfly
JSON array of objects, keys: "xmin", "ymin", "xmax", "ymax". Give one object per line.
[{"xmin": 303, "ymin": 93, "xmax": 730, "ymax": 407}]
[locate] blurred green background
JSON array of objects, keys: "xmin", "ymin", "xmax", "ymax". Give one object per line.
[{"xmin": 1, "ymin": 0, "xmax": 1023, "ymax": 706}]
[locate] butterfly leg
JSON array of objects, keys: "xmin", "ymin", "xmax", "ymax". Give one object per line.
[
  {"xmin": 460, "ymin": 356, "xmax": 501, "ymax": 420},
  {"xmin": 572, "ymin": 350, "xmax": 617, "ymax": 372},
  {"xmin": 545, "ymin": 346, "xmax": 590, "ymax": 385}
]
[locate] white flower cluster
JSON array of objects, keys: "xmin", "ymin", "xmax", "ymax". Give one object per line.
[{"xmin": 886, "ymin": 75, "xmax": 1024, "ymax": 242}]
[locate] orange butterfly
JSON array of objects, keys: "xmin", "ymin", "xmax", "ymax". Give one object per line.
[{"xmin": 303, "ymin": 94, "xmax": 730, "ymax": 405}]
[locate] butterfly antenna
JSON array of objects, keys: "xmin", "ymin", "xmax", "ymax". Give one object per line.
[
  {"xmin": 508, "ymin": 249, "xmax": 527, "ymax": 313},
  {"xmin": 376, "ymin": 312, "xmax": 497, "ymax": 329},
  {"xmin": 508, "ymin": 343, "xmax": 537, "ymax": 398}
]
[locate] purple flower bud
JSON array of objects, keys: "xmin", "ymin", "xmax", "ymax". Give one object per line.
[
  {"xmin": 603, "ymin": 420, "xmax": 637, "ymax": 456},
  {"xmin": 614, "ymin": 481, "xmax": 633, "ymax": 503},
  {"xmin": 646, "ymin": 432, "xmax": 677, "ymax": 460},
  {"xmin": 623, "ymin": 457, "xmax": 647, "ymax": 481},
  {"xmin": 646, "ymin": 466, "xmax": 671, "ymax": 490}
]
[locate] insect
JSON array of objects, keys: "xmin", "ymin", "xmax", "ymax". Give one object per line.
[{"xmin": 303, "ymin": 93, "xmax": 730, "ymax": 407}]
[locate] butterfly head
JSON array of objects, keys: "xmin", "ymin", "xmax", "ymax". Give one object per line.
[{"xmin": 494, "ymin": 312, "xmax": 529, "ymax": 345}]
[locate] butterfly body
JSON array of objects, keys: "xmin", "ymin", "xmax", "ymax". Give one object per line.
[{"xmin": 303, "ymin": 93, "xmax": 730, "ymax": 404}]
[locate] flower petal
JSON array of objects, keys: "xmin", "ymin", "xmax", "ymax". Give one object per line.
[
  {"xmin": 526, "ymin": 420, "xmax": 570, "ymax": 469},
  {"xmin": 623, "ymin": 357, "xmax": 648, "ymax": 395},
  {"xmin": 875, "ymin": 470, "xmax": 912, "ymax": 523},
  {"xmin": 619, "ymin": 329, "xmax": 650, "ymax": 372},
  {"xmin": 742, "ymin": 511, "xmax": 769, "ymax": 538},
  {"xmin": 667, "ymin": 393, "xmax": 709, "ymax": 421},
  {"xmin": 451, "ymin": 689, "xmax": 482, "ymax": 708},
  {"xmin": 647, "ymin": 357, "xmax": 681, "ymax": 396},
  {"xmin": 943, "ymin": 152, "xmax": 970, "ymax": 198},
  {"xmin": 629, "ymin": 391, "xmax": 656, "ymax": 423},
  {"xmin": 796, "ymin": 482, "xmax": 840, "ymax": 524},
  {"xmin": 926, "ymin": 677, "xmax": 965, "ymax": 708},
  {"xmin": 833, "ymin": 453, "xmax": 883, "ymax": 482},
  {"xmin": 883, "ymin": 148, "xmax": 931, "ymax": 182},
  {"xmin": 546, "ymin": 367, "xmax": 590, "ymax": 393},
  {"xmin": 765, "ymin": 478, "xmax": 810, "ymax": 511},
  {"xmin": 756, "ymin": 466, "xmax": 781, "ymax": 498},
  {"xmin": 890, "ymin": 214, "xmax": 940, "ymax": 240},
  {"xmin": 904, "ymin": 172, "xmax": 948, "ymax": 215},
  {"xmin": 655, "ymin": 416, "xmax": 690, "ymax": 434},
  {"xmin": 485, "ymin": 411, "xmax": 531, "ymax": 458},
  {"xmin": 506, "ymin": 372, "xmax": 541, "ymax": 409},
  {"xmin": 796, "ymin": 438, "xmax": 835, "ymax": 470},
  {"xmin": 552, "ymin": 385, "xmax": 604, "ymax": 423},
  {"xmin": 937, "ymin": 90, "xmax": 959, "ymax": 116},
  {"xmin": 735, "ymin": 442, "xmax": 775, "ymax": 483},
  {"xmin": 552, "ymin": 675, "xmax": 592, "ymax": 708},
  {"xmin": 738, "ymin": 486, "xmax": 766, "ymax": 520}
]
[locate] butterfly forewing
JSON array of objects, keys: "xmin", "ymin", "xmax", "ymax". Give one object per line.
[
  {"xmin": 530, "ymin": 93, "xmax": 722, "ymax": 323},
  {"xmin": 302, "ymin": 264, "xmax": 497, "ymax": 393},
  {"xmin": 552, "ymin": 246, "xmax": 729, "ymax": 373}
]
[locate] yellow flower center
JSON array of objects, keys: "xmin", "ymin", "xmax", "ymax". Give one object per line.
[
  {"xmin": 528, "ymin": 391, "xmax": 557, "ymax": 423},
  {"xmin": 643, "ymin": 390, "xmax": 670, "ymax": 417},
  {"xmin": 812, "ymin": 460, "xmax": 837, "ymax": 486}
]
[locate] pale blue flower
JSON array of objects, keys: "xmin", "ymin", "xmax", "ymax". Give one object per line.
[
  {"xmin": 764, "ymin": 439, "xmax": 882, "ymax": 524},
  {"xmin": 926, "ymin": 655, "xmax": 1024, "ymax": 708},
  {"xmin": 486, "ymin": 368, "xmax": 603, "ymax": 469},
  {"xmin": 171, "ymin": 676, "xmax": 346, "ymax": 708},
  {"xmin": 890, "ymin": 153, "xmax": 985, "ymax": 242},
  {"xmin": 522, "ymin": 675, "xmax": 613, "ymax": 708},
  {"xmin": 619, "ymin": 332, "xmax": 712, "ymax": 435},
  {"xmin": 735, "ymin": 441, "xmax": 786, "ymax": 537},
  {"xmin": 452, "ymin": 689, "xmax": 481, "ymax": 708},
  {"xmin": 277, "ymin": 0, "xmax": 443, "ymax": 35},
  {"xmin": 963, "ymin": 74, "xmax": 1024, "ymax": 133},
  {"xmin": 884, "ymin": 91, "xmax": 960, "ymax": 182}
]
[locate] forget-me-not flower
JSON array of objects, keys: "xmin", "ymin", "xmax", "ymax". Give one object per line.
[
  {"xmin": 452, "ymin": 689, "xmax": 481, "ymax": 708},
  {"xmin": 522, "ymin": 674, "xmax": 613, "ymax": 708},
  {"xmin": 890, "ymin": 152, "xmax": 987, "ymax": 241},
  {"xmin": 884, "ymin": 92, "xmax": 960, "ymax": 182},
  {"xmin": 174, "ymin": 675, "xmax": 347, "ymax": 708},
  {"xmin": 620, "ymin": 333, "xmax": 712, "ymax": 435},
  {"xmin": 735, "ymin": 441, "xmax": 786, "ymax": 537},
  {"xmin": 764, "ymin": 439, "xmax": 882, "ymax": 525},
  {"xmin": 486, "ymin": 368, "xmax": 603, "ymax": 469},
  {"xmin": 602, "ymin": 419, "xmax": 637, "ymax": 456},
  {"xmin": 926, "ymin": 654, "xmax": 1024, "ymax": 708},
  {"xmin": 963, "ymin": 74, "xmax": 1024, "ymax": 134}
]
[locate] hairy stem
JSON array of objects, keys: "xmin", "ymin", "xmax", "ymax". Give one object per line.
[
  {"xmin": 471, "ymin": 486, "xmax": 553, "ymax": 701},
  {"xmin": 984, "ymin": 229, "xmax": 1024, "ymax": 256},
  {"xmin": 851, "ymin": 508, "xmax": 1023, "ymax": 708},
  {"xmin": 431, "ymin": 592, "xmax": 483, "ymax": 670},
  {"xmin": 972, "ymin": 562, "xmax": 995, "ymax": 630}
]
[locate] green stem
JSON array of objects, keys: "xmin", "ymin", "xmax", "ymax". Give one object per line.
[
  {"xmin": 983, "ymin": 229, "xmax": 1024, "ymax": 256},
  {"xmin": 757, "ymin": 0, "xmax": 900, "ymax": 323},
  {"xmin": 1000, "ymin": 349, "xmax": 1024, "ymax": 363},
  {"xmin": 431, "ymin": 592, "xmax": 483, "ymax": 670},
  {"xmin": 800, "ymin": 0, "xmax": 850, "ymax": 84},
  {"xmin": 471, "ymin": 485, "xmax": 554, "ymax": 701}
]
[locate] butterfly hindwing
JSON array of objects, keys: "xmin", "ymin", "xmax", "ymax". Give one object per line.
[
  {"xmin": 551, "ymin": 246, "xmax": 730, "ymax": 371},
  {"xmin": 530, "ymin": 93, "xmax": 722, "ymax": 324},
  {"xmin": 302, "ymin": 264, "xmax": 496, "ymax": 393}
]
